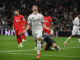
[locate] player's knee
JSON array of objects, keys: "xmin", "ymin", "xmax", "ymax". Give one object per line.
[{"xmin": 37, "ymin": 38, "xmax": 42, "ymax": 41}]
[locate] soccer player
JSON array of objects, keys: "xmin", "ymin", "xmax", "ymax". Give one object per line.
[
  {"xmin": 64, "ymin": 15, "xmax": 80, "ymax": 46},
  {"xmin": 43, "ymin": 11, "xmax": 53, "ymax": 37},
  {"xmin": 22, "ymin": 19, "xmax": 27, "ymax": 42},
  {"xmin": 41, "ymin": 34, "xmax": 61, "ymax": 51},
  {"xmin": 13, "ymin": 10, "xmax": 25, "ymax": 48},
  {"xmin": 23, "ymin": 5, "xmax": 50, "ymax": 59}
]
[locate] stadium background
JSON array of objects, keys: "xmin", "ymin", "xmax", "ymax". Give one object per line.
[{"xmin": 0, "ymin": 0, "xmax": 80, "ymax": 36}]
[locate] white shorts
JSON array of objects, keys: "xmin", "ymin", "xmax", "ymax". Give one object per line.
[
  {"xmin": 32, "ymin": 30, "xmax": 43, "ymax": 40},
  {"xmin": 72, "ymin": 28, "xmax": 80, "ymax": 35}
]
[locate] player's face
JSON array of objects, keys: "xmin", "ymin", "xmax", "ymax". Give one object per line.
[
  {"xmin": 32, "ymin": 6, "xmax": 38, "ymax": 11},
  {"xmin": 14, "ymin": 11, "xmax": 19, "ymax": 15}
]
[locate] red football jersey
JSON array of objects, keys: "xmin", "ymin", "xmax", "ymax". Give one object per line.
[
  {"xmin": 43, "ymin": 16, "xmax": 52, "ymax": 27},
  {"xmin": 22, "ymin": 20, "xmax": 26, "ymax": 26},
  {"xmin": 13, "ymin": 15, "xmax": 24, "ymax": 29},
  {"xmin": 43, "ymin": 16, "xmax": 52, "ymax": 35}
]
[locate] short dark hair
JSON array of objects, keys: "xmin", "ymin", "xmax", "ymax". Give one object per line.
[{"xmin": 14, "ymin": 9, "xmax": 19, "ymax": 12}]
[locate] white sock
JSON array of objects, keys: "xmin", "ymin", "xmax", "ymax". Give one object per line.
[
  {"xmin": 65, "ymin": 36, "xmax": 72, "ymax": 43},
  {"xmin": 20, "ymin": 43, "xmax": 23, "ymax": 48},
  {"xmin": 78, "ymin": 38, "xmax": 80, "ymax": 43},
  {"xmin": 37, "ymin": 41, "xmax": 41, "ymax": 55}
]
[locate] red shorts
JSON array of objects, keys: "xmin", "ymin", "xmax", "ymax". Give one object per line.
[{"xmin": 15, "ymin": 27, "xmax": 23, "ymax": 36}]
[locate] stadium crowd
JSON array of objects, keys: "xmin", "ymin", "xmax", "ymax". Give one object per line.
[{"xmin": 0, "ymin": 0, "xmax": 80, "ymax": 32}]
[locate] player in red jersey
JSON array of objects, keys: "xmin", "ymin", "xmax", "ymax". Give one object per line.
[
  {"xmin": 13, "ymin": 10, "xmax": 25, "ymax": 48},
  {"xmin": 22, "ymin": 19, "xmax": 27, "ymax": 42},
  {"xmin": 43, "ymin": 11, "xmax": 54, "ymax": 37}
]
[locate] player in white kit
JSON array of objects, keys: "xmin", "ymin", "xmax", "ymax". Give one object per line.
[
  {"xmin": 23, "ymin": 5, "xmax": 50, "ymax": 59},
  {"xmin": 64, "ymin": 15, "xmax": 80, "ymax": 46}
]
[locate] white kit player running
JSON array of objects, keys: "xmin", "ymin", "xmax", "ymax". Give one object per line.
[
  {"xmin": 23, "ymin": 5, "xmax": 50, "ymax": 59},
  {"xmin": 64, "ymin": 15, "xmax": 80, "ymax": 46}
]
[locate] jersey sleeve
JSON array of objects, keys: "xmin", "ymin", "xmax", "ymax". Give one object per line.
[
  {"xmin": 21, "ymin": 15, "xmax": 25, "ymax": 21},
  {"xmin": 40, "ymin": 14, "xmax": 44, "ymax": 22},
  {"xmin": 13, "ymin": 17, "xmax": 15, "ymax": 28},
  {"xmin": 73, "ymin": 17, "xmax": 79, "ymax": 26},
  {"xmin": 27, "ymin": 15, "xmax": 31, "ymax": 24},
  {"xmin": 49, "ymin": 16, "xmax": 52, "ymax": 22}
]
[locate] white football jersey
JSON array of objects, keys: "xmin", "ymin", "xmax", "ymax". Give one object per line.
[
  {"xmin": 27, "ymin": 13, "xmax": 44, "ymax": 32},
  {"xmin": 72, "ymin": 17, "xmax": 80, "ymax": 35},
  {"xmin": 73, "ymin": 17, "xmax": 80, "ymax": 29}
]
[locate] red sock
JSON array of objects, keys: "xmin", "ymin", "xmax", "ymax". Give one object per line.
[
  {"xmin": 24, "ymin": 35, "xmax": 26, "ymax": 40},
  {"xmin": 22, "ymin": 34, "xmax": 24, "ymax": 40},
  {"xmin": 17, "ymin": 37, "xmax": 21, "ymax": 44},
  {"xmin": 20, "ymin": 34, "xmax": 23, "ymax": 42}
]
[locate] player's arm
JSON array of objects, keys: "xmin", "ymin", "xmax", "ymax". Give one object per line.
[
  {"xmin": 13, "ymin": 17, "xmax": 15, "ymax": 30},
  {"xmin": 43, "ymin": 24, "xmax": 50, "ymax": 30},
  {"xmin": 21, "ymin": 15, "xmax": 26, "ymax": 21},
  {"xmin": 23, "ymin": 15, "xmax": 31, "ymax": 33},
  {"xmin": 73, "ymin": 17, "xmax": 79, "ymax": 26},
  {"xmin": 23, "ymin": 24, "xmax": 30, "ymax": 33},
  {"xmin": 41, "ymin": 15, "xmax": 50, "ymax": 30}
]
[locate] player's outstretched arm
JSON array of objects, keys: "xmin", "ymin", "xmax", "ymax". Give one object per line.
[
  {"xmin": 23, "ymin": 24, "xmax": 30, "ymax": 33},
  {"xmin": 43, "ymin": 24, "xmax": 50, "ymax": 30}
]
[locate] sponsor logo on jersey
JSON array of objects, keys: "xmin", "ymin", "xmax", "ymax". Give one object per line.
[{"xmin": 16, "ymin": 19, "xmax": 21, "ymax": 22}]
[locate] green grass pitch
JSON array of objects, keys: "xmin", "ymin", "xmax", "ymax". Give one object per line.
[{"xmin": 0, "ymin": 35, "xmax": 80, "ymax": 60}]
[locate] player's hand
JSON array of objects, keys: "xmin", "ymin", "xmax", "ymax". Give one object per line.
[
  {"xmin": 46, "ymin": 27, "xmax": 51, "ymax": 30},
  {"xmin": 23, "ymin": 29, "xmax": 27, "ymax": 33},
  {"xmin": 64, "ymin": 42, "xmax": 67, "ymax": 47}
]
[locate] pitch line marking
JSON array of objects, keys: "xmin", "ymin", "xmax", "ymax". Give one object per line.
[
  {"xmin": 0, "ymin": 47, "xmax": 80, "ymax": 53},
  {"xmin": 6, "ymin": 53, "xmax": 80, "ymax": 58}
]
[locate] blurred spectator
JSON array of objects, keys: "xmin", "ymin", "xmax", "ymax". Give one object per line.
[{"xmin": 0, "ymin": 0, "xmax": 80, "ymax": 32}]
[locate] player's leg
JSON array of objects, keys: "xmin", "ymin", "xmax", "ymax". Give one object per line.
[
  {"xmin": 43, "ymin": 36, "xmax": 61, "ymax": 52},
  {"xmin": 15, "ymin": 29, "xmax": 22, "ymax": 48},
  {"xmin": 22, "ymin": 33, "xmax": 24, "ymax": 42},
  {"xmin": 17, "ymin": 29, "xmax": 23, "ymax": 48},
  {"xmin": 64, "ymin": 35, "xmax": 74, "ymax": 43},
  {"xmin": 64, "ymin": 29, "xmax": 76, "ymax": 46},
  {"xmin": 36, "ymin": 37, "xmax": 42, "ymax": 59},
  {"xmin": 23, "ymin": 33, "xmax": 26, "ymax": 41},
  {"xmin": 42, "ymin": 35, "xmax": 53, "ymax": 50},
  {"xmin": 36, "ymin": 32, "xmax": 42, "ymax": 59},
  {"xmin": 34, "ymin": 39, "xmax": 37, "ymax": 51},
  {"xmin": 17, "ymin": 34, "xmax": 23, "ymax": 48},
  {"xmin": 77, "ymin": 29, "xmax": 80, "ymax": 43},
  {"xmin": 22, "ymin": 33, "xmax": 26, "ymax": 42},
  {"xmin": 78, "ymin": 35, "xmax": 80, "ymax": 43},
  {"xmin": 52, "ymin": 43, "xmax": 61, "ymax": 52},
  {"xmin": 32, "ymin": 32, "xmax": 37, "ymax": 50},
  {"xmin": 43, "ymin": 43, "xmax": 53, "ymax": 50}
]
